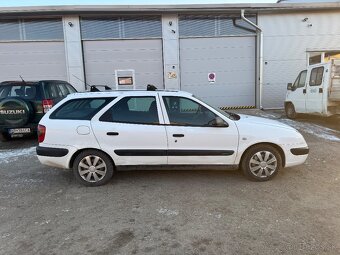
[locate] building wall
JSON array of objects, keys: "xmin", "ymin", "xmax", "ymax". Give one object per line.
[{"xmin": 259, "ymin": 11, "xmax": 340, "ymax": 108}]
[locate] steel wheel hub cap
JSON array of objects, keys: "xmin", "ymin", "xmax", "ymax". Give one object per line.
[
  {"xmin": 78, "ymin": 155, "xmax": 107, "ymax": 183},
  {"xmin": 249, "ymin": 151, "xmax": 277, "ymax": 178}
]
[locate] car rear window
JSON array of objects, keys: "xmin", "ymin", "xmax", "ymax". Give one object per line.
[
  {"xmin": 50, "ymin": 98, "xmax": 113, "ymax": 120},
  {"xmin": 42, "ymin": 82, "xmax": 77, "ymax": 99},
  {"xmin": 0, "ymin": 85, "xmax": 37, "ymax": 100}
]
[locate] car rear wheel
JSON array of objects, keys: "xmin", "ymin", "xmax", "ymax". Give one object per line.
[
  {"xmin": 73, "ymin": 150, "xmax": 114, "ymax": 186},
  {"xmin": 241, "ymin": 144, "xmax": 282, "ymax": 181},
  {"xmin": 285, "ymin": 103, "xmax": 297, "ymax": 119}
]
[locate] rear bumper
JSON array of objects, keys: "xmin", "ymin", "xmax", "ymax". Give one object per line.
[
  {"xmin": 36, "ymin": 146, "xmax": 68, "ymax": 157},
  {"xmin": 36, "ymin": 144, "xmax": 78, "ymax": 169}
]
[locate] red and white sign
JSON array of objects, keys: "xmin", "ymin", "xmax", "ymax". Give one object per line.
[{"xmin": 208, "ymin": 72, "xmax": 216, "ymax": 83}]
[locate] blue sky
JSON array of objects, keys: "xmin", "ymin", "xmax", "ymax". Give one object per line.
[{"xmin": 0, "ymin": 0, "xmax": 277, "ymax": 7}]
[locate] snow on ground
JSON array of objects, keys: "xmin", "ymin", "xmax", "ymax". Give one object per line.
[
  {"xmin": 279, "ymin": 119, "xmax": 340, "ymax": 142},
  {"xmin": 0, "ymin": 146, "xmax": 36, "ymax": 164},
  {"xmin": 252, "ymin": 110, "xmax": 340, "ymax": 142}
]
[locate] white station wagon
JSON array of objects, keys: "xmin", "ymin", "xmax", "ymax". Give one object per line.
[{"xmin": 36, "ymin": 89, "xmax": 309, "ymax": 186}]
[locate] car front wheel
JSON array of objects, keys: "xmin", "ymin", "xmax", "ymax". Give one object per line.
[
  {"xmin": 241, "ymin": 145, "xmax": 282, "ymax": 181},
  {"xmin": 73, "ymin": 150, "xmax": 114, "ymax": 186},
  {"xmin": 285, "ymin": 103, "xmax": 297, "ymax": 119}
]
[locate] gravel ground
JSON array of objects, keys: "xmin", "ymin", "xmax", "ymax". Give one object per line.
[{"xmin": 0, "ymin": 110, "xmax": 340, "ymax": 255}]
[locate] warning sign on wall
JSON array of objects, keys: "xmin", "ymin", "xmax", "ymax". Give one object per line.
[{"xmin": 208, "ymin": 72, "xmax": 216, "ymax": 83}]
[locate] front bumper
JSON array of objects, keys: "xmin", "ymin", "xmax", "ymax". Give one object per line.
[{"xmin": 290, "ymin": 147, "xmax": 309, "ymax": 156}]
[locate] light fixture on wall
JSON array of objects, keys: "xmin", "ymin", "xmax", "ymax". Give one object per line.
[{"xmin": 68, "ymin": 22, "xmax": 73, "ymax": 27}]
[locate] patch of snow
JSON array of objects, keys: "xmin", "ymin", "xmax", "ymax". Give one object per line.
[
  {"xmin": 207, "ymin": 212, "xmax": 222, "ymax": 219},
  {"xmin": 0, "ymin": 146, "xmax": 36, "ymax": 163},
  {"xmin": 157, "ymin": 208, "xmax": 179, "ymax": 216},
  {"xmin": 279, "ymin": 119, "xmax": 340, "ymax": 142}
]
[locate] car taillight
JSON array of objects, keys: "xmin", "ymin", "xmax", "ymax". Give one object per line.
[
  {"xmin": 38, "ymin": 124, "xmax": 46, "ymax": 143},
  {"xmin": 42, "ymin": 99, "xmax": 54, "ymax": 113}
]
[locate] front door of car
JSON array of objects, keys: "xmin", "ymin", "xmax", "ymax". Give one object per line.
[
  {"xmin": 160, "ymin": 95, "xmax": 239, "ymax": 165},
  {"xmin": 306, "ymin": 66, "xmax": 325, "ymax": 114},
  {"xmin": 91, "ymin": 96, "xmax": 168, "ymax": 165},
  {"xmin": 287, "ymin": 70, "xmax": 307, "ymax": 113}
]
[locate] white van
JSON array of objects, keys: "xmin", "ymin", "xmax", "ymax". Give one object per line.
[{"xmin": 285, "ymin": 59, "xmax": 340, "ymax": 118}]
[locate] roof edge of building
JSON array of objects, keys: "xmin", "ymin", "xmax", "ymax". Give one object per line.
[{"xmin": 1, "ymin": 3, "xmax": 340, "ymax": 15}]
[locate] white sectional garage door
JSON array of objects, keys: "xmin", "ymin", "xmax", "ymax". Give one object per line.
[
  {"xmin": 179, "ymin": 15, "xmax": 257, "ymax": 108},
  {"xmin": 81, "ymin": 16, "xmax": 164, "ymax": 89},
  {"xmin": 0, "ymin": 19, "xmax": 67, "ymax": 82},
  {"xmin": 0, "ymin": 42, "xmax": 67, "ymax": 81}
]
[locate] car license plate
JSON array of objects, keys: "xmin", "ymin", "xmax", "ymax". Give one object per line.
[{"xmin": 8, "ymin": 128, "xmax": 31, "ymax": 134}]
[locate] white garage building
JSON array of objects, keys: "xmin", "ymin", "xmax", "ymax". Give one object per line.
[{"xmin": 1, "ymin": 2, "xmax": 340, "ymax": 109}]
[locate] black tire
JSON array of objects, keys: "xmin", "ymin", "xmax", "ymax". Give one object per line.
[
  {"xmin": 0, "ymin": 132, "xmax": 10, "ymax": 142},
  {"xmin": 241, "ymin": 144, "xmax": 282, "ymax": 182},
  {"xmin": 285, "ymin": 103, "xmax": 297, "ymax": 119},
  {"xmin": 72, "ymin": 149, "xmax": 114, "ymax": 187}
]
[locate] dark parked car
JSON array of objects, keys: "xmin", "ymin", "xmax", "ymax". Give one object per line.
[{"xmin": 0, "ymin": 80, "xmax": 77, "ymax": 141}]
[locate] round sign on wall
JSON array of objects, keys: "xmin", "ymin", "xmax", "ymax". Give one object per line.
[{"xmin": 208, "ymin": 72, "xmax": 216, "ymax": 83}]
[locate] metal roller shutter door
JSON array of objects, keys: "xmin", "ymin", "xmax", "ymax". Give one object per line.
[
  {"xmin": 179, "ymin": 15, "xmax": 256, "ymax": 108},
  {"xmin": 81, "ymin": 16, "xmax": 164, "ymax": 89},
  {"xmin": 180, "ymin": 37, "xmax": 256, "ymax": 108},
  {"xmin": 0, "ymin": 42, "xmax": 67, "ymax": 81},
  {"xmin": 83, "ymin": 39, "xmax": 164, "ymax": 89}
]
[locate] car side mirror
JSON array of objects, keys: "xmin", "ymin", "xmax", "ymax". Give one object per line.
[
  {"xmin": 214, "ymin": 116, "xmax": 228, "ymax": 127},
  {"xmin": 287, "ymin": 83, "xmax": 293, "ymax": 90}
]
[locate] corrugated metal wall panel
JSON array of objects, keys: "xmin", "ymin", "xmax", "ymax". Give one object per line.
[
  {"xmin": 0, "ymin": 19, "xmax": 63, "ymax": 41},
  {"xmin": 179, "ymin": 15, "xmax": 256, "ymax": 38},
  {"xmin": 259, "ymin": 12, "xmax": 340, "ymax": 108},
  {"xmin": 0, "ymin": 42, "xmax": 67, "ymax": 81},
  {"xmin": 83, "ymin": 39, "xmax": 164, "ymax": 89},
  {"xmin": 80, "ymin": 16, "xmax": 162, "ymax": 40},
  {"xmin": 180, "ymin": 37, "xmax": 256, "ymax": 107}
]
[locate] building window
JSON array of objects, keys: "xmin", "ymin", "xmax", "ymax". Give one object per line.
[
  {"xmin": 324, "ymin": 52, "xmax": 340, "ymax": 62},
  {"xmin": 309, "ymin": 53, "xmax": 322, "ymax": 65},
  {"xmin": 179, "ymin": 15, "xmax": 257, "ymax": 38},
  {"xmin": 0, "ymin": 18, "xmax": 63, "ymax": 41},
  {"xmin": 80, "ymin": 16, "xmax": 162, "ymax": 40}
]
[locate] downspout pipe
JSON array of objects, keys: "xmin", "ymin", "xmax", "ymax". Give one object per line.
[{"xmin": 241, "ymin": 9, "xmax": 263, "ymax": 109}]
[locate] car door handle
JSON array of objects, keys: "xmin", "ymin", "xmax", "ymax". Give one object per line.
[
  {"xmin": 173, "ymin": 134, "xmax": 184, "ymax": 137},
  {"xmin": 319, "ymin": 88, "xmax": 323, "ymax": 93},
  {"xmin": 303, "ymin": 89, "xmax": 306, "ymax": 94},
  {"xmin": 107, "ymin": 132, "xmax": 119, "ymax": 136}
]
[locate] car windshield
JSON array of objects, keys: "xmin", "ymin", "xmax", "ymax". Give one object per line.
[
  {"xmin": 192, "ymin": 95, "xmax": 240, "ymax": 121},
  {"xmin": 0, "ymin": 84, "xmax": 38, "ymax": 100}
]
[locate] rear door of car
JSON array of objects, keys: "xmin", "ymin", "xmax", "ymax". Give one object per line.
[{"xmin": 91, "ymin": 94, "xmax": 168, "ymax": 165}]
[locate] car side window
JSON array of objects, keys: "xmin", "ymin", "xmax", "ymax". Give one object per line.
[
  {"xmin": 163, "ymin": 96, "xmax": 217, "ymax": 126},
  {"xmin": 65, "ymin": 83, "xmax": 77, "ymax": 93},
  {"xmin": 100, "ymin": 96, "xmax": 159, "ymax": 125},
  {"xmin": 57, "ymin": 83, "xmax": 69, "ymax": 97},
  {"xmin": 309, "ymin": 67, "xmax": 324, "ymax": 86},
  {"xmin": 43, "ymin": 82, "xmax": 59, "ymax": 99},
  {"xmin": 50, "ymin": 98, "xmax": 113, "ymax": 120},
  {"xmin": 297, "ymin": 70, "xmax": 307, "ymax": 88}
]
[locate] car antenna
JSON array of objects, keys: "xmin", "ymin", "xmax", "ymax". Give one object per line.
[
  {"xmin": 72, "ymin": 74, "xmax": 92, "ymax": 90},
  {"xmin": 19, "ymin": 75, "xmax": 26, "ymax": 84}
]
